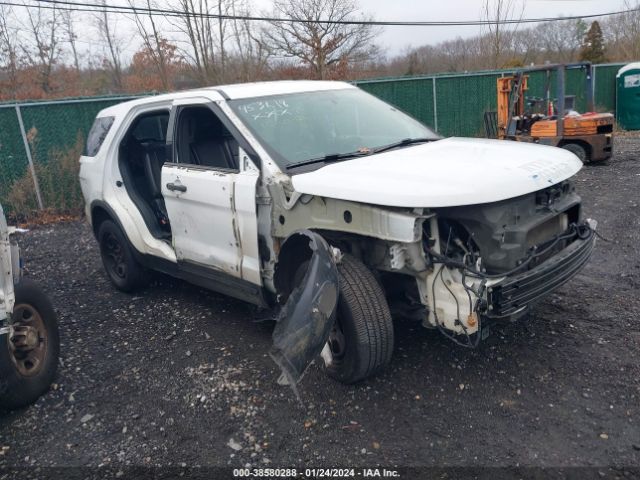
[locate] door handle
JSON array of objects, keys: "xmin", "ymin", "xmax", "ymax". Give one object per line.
[{"xmin": 166, "ymin": 182, "xmax": 187, "ymax": 193}]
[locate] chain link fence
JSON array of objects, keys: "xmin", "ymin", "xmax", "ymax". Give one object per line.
[
  {"xmin": 0, "ymin": 63, "xmax": 628, "ymax": 215},
  {"xmin": 355, "ymin": 63, "xmax": 626, "ymax": 137},
  {"xmin": 0, "ymin": 96, "xmax": 142, "ymax": 216}
]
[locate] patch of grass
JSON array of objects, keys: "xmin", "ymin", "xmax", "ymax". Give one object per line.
[{"xmin": 6, "ymin": 132, "xmax": 85, "ymax": 222}]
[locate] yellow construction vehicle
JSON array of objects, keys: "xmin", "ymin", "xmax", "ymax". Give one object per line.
[{"xmin": 485, "ymin": 62, "xmax": 614, "ymax": 162}]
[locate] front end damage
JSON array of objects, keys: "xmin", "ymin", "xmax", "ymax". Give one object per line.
[
  {"xmin": 421, "ymin": 180, "xmax": 597, "ymax": 345},
  {"xmin": 265, "ymin": 177, "xmax": 596, "ymax": 387},
  {"xmin": 270, "ymin": 231, "xmax": 340, "ymax": 392}
]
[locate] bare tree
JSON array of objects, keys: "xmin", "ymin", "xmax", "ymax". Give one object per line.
[
  {"xmin": 604, "ymin": 0, "xmax": 640, "ymax": 61},
  {"xmin": 61, "ymin": 9, "xmax": 80, "ymax": 72},
  {"xmin": 482, "ymin": 0, "xmax": 525, "ymax": 69},
  {"xmin": 20, "ymin": 2, "xmax": 62, "ymax": 93},
  {"xmin": 0, "ymin": 5, "xmax": 20, "ymax": 98},
  {"xmin": 169, "ymin": 0, "xmax": 262, "ymax": 84},
  {"xmin": 96, "ymin": 1, "xmax": 124, "ymax": 91},
  {"xmin": 438, "ymin": 37, "xmax": 487, "ymax": 73},
  {"xmin": 229, "ymin": 0, "xmax": 271, "ymax": 82},
  {"xmin": 533, "ymin": 19, "xmax": 586, "ymax": 63},
  {"xmin": 389, "ymin": 34, "xmax": 495, "ymax": 77},
  {"xmin": 217, "ymin": 0, "xmax": 228, "ymax": 80},
  {"xmin": 169, "ymin": 0, "xmax": 218, "ymax": 83},
  {"xmin": 264, "ymin": 0, "xmax": 378, "ymax": 80},
  {"xmin": 127, "ymin": 0, "xmax": 171, "ymax": 89}
]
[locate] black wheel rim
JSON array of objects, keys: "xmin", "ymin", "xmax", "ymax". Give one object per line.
[
  {"xmin": 102, "ymin": 232, "xmax": 127, "ymax": 280},
  {"xmin": 8, "ymin": 304, "xmax": 48, "ymax": 377}
]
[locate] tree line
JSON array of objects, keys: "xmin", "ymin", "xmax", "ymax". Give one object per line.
[{"xmin": 0, "ymin": 0, "xmax": 638, "ymax": 101}]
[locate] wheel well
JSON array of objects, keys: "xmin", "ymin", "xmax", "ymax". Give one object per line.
[
  {"xmin": 90, "ymin": 205, "xmax": 113, "ymax": 238},
  {"xmin": 273, "ymin": 229, "xmax": 361, "ymax": 302},
  {"xmin": 274, "ymin": 229, "xmax": 390, "ymax": 302},
  {"xmin": 274, "ymin": 232, "xmax": 316, "ymax": 301}
]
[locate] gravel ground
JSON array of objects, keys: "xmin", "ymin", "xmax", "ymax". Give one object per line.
[{"xmin": 0, "ymin": 137, "xmax": 639, "ymax": 473}]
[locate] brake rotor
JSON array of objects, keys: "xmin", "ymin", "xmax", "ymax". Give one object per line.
[{"xmin": 8, "ymin": 304, "xmax": 48, "ymax": 377}]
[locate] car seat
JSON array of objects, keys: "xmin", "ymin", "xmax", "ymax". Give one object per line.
[
  {"xmin": 142, "ymin": 144, "xmax": 170, "ymax": 230},
  {"xmin": 188, "ymin": 112, "xmax": 235, "ymax": 170}
]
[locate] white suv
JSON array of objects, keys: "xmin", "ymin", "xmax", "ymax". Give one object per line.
[{"xmin": 79, "ymin": 81, "xmax": 596, "ymax": 386}]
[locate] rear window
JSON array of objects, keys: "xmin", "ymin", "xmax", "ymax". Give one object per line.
[{"xmin": 84, "ymin": 116, "xmax": 115, "ymax": 156}]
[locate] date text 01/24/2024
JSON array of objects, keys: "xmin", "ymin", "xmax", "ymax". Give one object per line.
[{"xmin": 232, "ymin": 468, "xmax": 400, "ymax": 478}]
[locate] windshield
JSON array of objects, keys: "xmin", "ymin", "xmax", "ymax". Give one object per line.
[{"xmin": 229, "ymin": 88, "xmax": 439, "ymax": 170}]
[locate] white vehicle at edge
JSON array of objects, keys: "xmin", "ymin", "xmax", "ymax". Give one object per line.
[
  {"xmin": 0, "ymin": 204, "xmax": 59, "ymax": 409},
  {"xmin": 79, "ymin": 81, "xmax": 597, "ymax": 386}
]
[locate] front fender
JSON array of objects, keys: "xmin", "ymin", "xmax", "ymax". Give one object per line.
[{"xmin": 270, "ymin": 231, "xmax": 339, "ymax": 394}]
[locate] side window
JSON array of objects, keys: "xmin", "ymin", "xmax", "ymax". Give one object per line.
[
  {"xmin": 84, "ymin": 116, "xmax": 115, "ymax": 156},
  {"xmin": 130, "ymin": 113, "xmax": 169, "ymax": 143},
  {"xmin": 175, "ymin": 106, "xmax": 239, "ymax": 171},
  {"xmin": 121, "ymin": 110, "xmax": 170, "ymax": 165}
]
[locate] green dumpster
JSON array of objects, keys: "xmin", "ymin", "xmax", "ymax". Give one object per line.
[{"xmin": 617, "ymin": 63, "xmax": 640, "ymax": 131}]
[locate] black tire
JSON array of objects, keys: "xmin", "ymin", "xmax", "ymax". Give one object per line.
[
  {"xmin": 562, "ymin": 143, "xmax": 588, "ymax": 162},
  {"xmin": 0, "ymin": 280, "xmax": 59, "ymax": 410},
  {"xmin": 98, "ymin": 220, "xmax": 148, "ymax": 292},
  {"xmin": 323, "ymin": 255, "xmax": 394, "ymax": 384}
]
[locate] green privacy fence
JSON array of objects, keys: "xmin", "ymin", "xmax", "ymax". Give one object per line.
[
  {"xmin": 0, "ymin": 63, "xmax": 629, "ymax": 213},
  {"xmin": 0, "ymin": 96, "xmax": 142, "ymax": 213},
  {"xmin": 355, "ymin": 63, "xmax": 626, "ymax": 137}
]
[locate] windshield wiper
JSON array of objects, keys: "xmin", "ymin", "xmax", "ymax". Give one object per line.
[
  {"xmin": 372, "ymin": 137, "xmax": 434, "ymax": 154},
  {"xmin": 286, "ymin": 151, "xmax": 370, "ymax": 171},
  {"xmin": 285, "ymin": 138, "xmax": 435, "ymax": 171}
]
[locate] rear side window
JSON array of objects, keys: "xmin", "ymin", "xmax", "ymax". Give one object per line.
[
  {"xmin": 84, "ymin": 116, "xmax": 115, "ymax": 156},
  {"xmin": 130, "ymin": 114, "xmax": 169, "ymax": 143}
]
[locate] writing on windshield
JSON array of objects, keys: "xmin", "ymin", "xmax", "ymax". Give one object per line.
[{"xmin": 230, "ymin": 88, "xmax": 438, "ymax": 169}]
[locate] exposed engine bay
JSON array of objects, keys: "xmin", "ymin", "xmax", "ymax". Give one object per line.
[
  {"xmin": 419, "ymin": 180, "xmax": 596, "ymax": 347},
  {"xmin": 435, "ymin": 180, "xmax": 581, "ymax": 274}
]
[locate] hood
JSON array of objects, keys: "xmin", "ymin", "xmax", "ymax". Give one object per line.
[{"xmin": 291, "ymin": 137, "xmax": 582, "ymax": 208}]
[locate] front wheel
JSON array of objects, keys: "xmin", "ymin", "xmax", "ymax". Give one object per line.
[
  {"xmin": 0, "ymin": 280, "xmax": 59, "ymax": 410},
  {"xmin": 322, "ymin": 255, "xmax": 394, "ymax": 384}
]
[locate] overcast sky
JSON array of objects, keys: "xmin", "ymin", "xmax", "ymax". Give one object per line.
[
  {"xmin": 14, "ymin": 0, "xmax": 631, "ymax": 62},
  {"xmin": 255, "ymin": 0, "xmax": 630, "ymax": 55}
]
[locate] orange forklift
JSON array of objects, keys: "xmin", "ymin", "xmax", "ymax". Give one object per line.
[{"xmin": 485, "ymin": 62, "xmax": 614, "ymax": 162}]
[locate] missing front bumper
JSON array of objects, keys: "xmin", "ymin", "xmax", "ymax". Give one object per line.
[{"xmin": 486, "ymin": 220, "xmax": 597, "ymax": 318}]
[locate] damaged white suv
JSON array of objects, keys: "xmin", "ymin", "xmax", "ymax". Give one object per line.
[{"xmin": 79, "ymin": 81, "xmax": 596, "ymax": 386}]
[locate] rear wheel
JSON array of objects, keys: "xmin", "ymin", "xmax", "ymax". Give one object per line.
[
  {"xmin": 562, "ymin": 143, "xmax": 588, "ymax": 162},
  {"xmin": 322, "ymin": 255, "xmax": 394, "ymax": 384},
  {"xmin": 98, "ymin": 220, "xmax": 148, "ymax": 292},
  {"xmin": 0, "ymin": 280, "xmax": 59, "ymax": 410}
]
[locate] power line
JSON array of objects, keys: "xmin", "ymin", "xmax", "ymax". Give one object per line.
[{"xmin": 1, "ymin": 0, "xmax": 638, "ymax": 26}]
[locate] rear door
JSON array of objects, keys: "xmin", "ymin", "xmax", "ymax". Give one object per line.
[{"xmin": 161, "ymin": 98, "xmax": 261, "ymax": 283}]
